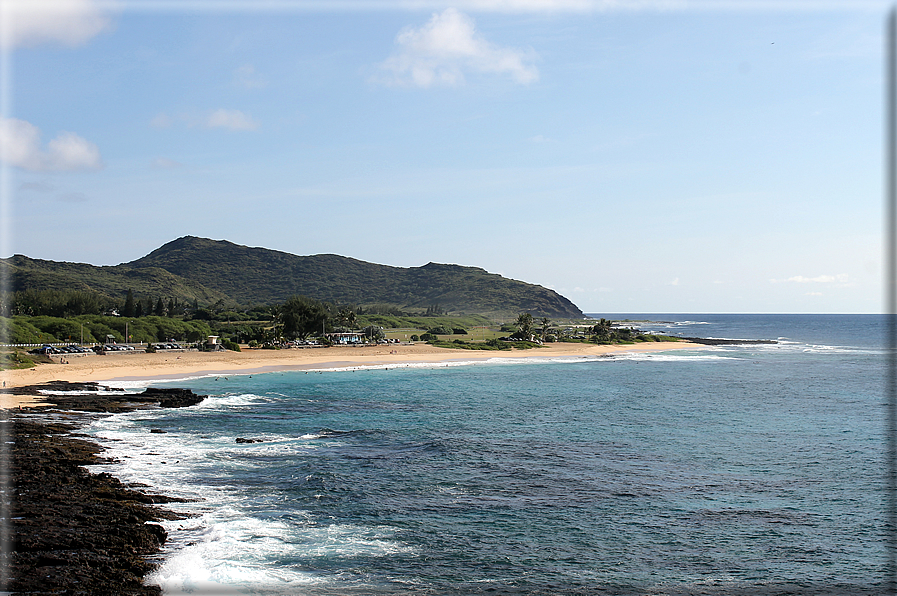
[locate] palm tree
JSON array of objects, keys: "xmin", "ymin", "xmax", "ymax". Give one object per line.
[
  {"xmin": 336, "ymin": 307, "xmax": 357, "ymax": 331},
  {"xmin": 516, "ymin": 312, "xmax": 534, "ymax": 341},
  {"xmin": 540, "ymin": 317, "xmax": 551, "ymax": 340},
  {"xmin": 592, "ymin": 318, "xmax": 612, "ymax": 342}
]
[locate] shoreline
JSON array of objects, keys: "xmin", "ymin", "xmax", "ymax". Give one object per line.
[
  {"xmin": 0, "ymin": 341, "xmax": 704, "ymax": 408},
  {"xmin": 5, "ymin": 413, "xmax": 193, "ymax": 595}
]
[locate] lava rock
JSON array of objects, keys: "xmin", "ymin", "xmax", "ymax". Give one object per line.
[{"xmin": 5, "ymin": 415, "xmax": 190, "ymax": 595}]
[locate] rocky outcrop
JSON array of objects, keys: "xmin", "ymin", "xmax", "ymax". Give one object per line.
[
  {"xmin": 4, "ymin": 416, "xmax": 190, "ymax": 595},
  {"xmin": 1, "ymin": 381, "xmax": 206, "ymax": 594},
  {"xmin": 4, "ymin": 381, "xmax": 205, "ymax": 412}
]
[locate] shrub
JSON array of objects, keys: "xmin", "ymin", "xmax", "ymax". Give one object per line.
[
  {"xmin": 27, "ymin": 316, "xmax": 81, "ymax": 343},
  {"xmin": 410, "ymin": 334, "xmax": 420, "ymax": 341},
  {"xmin": 6, "ymin": 317, "xmax": 50, "ymax": 344}
]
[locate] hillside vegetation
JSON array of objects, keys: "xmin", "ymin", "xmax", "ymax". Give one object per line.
[{"xmin": 4, "ymin": 236, "xmax": 582, "ymax": 319}]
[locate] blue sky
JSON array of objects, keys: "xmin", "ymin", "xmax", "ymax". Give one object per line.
[{"xmin": 1, "ymin": 0, "xmax": 889, "ymax": 313}]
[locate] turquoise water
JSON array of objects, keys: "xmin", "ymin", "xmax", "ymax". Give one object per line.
[{"xmin": 86, "ymin": 315, "xmax": 888, "ymax": 595}]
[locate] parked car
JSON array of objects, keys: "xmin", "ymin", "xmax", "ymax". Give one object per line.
[{"xmin": 28, "ymin": 346, "xmax": 56, "ymax": 355}]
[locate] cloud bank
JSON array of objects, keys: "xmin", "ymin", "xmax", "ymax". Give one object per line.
[
  {"xmin": 377, "ymin": 8, "xmax": 538, "ymax": 87},
  {"xmin": 0, "ymin": 117, "xmax": 103, "ymax": 172},
  {"xmin": 2, "ymin": 0, "xmax": 113, "ymax": 49}
]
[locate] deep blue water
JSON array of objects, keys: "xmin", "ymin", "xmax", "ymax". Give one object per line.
[{"xmin": 86, "ymin": 315, "xmax": 888, "ymax": 595}]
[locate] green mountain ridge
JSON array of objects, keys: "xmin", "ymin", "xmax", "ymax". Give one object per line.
[{"xmin": 5, "ymin": 236, "xmax": 584, "ymax": 318}]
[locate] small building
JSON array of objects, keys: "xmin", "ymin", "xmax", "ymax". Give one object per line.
[{"xmin": 326, "ymin": 332, "xmax": 365, "ymax": 344}]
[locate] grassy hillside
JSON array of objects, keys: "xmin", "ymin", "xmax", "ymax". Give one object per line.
[
  {"xmin": 4, "ymin": 236, "xmax": 584, "ymax": 319},
  {"xmin": 3, "ymin": 257, "xmax": 228, "ymax": 305},
  {"xmin": 128, "ymin": 237, "xmax": 583, "ymax": 318}
]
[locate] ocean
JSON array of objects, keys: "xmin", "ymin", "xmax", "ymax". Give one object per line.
[{"xmin": 84, "ymin": 314, "xmax": 888, "ymax": 595}]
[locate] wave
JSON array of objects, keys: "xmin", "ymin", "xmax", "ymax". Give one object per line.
[
  {"xmin": 148, "ymin": 516, "xmax": 413, "ymax": 595},
  {"xmin": 192, "ymin": 392, "xmax": 276, "ymax": 410},
  {"xmin": 716, "ymin": 340, "xmax": 885, "ymax": 356},
  {"xmin": 613, "ymin": 352, "xmax": 738, "ymax": 362}
]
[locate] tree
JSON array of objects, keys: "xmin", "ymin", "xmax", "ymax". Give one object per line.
[
  {"xmin": 591, "ymin": 318, "xmax": 613, "ymax": 342},
  {"xmin": 155, "ymin": 297, "xmax": 165, "ymax": 317},
  {"xmin": 363, "ymin": 325, "xmax": 385, "ymax": 342},
  {"xmin": 515, "ymin": 312, "xmax": 534, "ymax": 341},
  {"xmin": 123, "ymin": 289, "xmax": 136, "ymax": 318},
  {"xmin": 540, "ymin": 317, "xmax": 551, "ymax": 340},
  {"xmin": 278, "ymin": 295, "xmax": 328, "ymax": 340},
  {"xmin": 335, "ymin": 307, "xmax": 357, "ymax": 330}
]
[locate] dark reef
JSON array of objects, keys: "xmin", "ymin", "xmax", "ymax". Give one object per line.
[
  {"xmin": 1, "ymin": 382, "xmax": 205, "ymax": 595},
  {"xmin": 4, "ymin": 381, "xmax": 205, "ymax": 412}
]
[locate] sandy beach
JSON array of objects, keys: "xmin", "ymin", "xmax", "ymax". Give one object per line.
[{"xmin": 0, "ymin": 341, "xmax": 701, "ymax": 408}]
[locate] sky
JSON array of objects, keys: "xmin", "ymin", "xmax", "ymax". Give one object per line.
[{"xmin": 0, "ymin": 0, "xmax": 890, "ymax": 314}]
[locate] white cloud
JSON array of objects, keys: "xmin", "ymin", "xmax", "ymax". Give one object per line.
[
  {"xmin": 2, "ymin": 0, "xmax": 113, "ymax": 49},
  {"xmin": 376, "ymin": 8, "xmax": 538, "ymax": 87},
  {"xmin": 206, "ymin": 109, "xmax": 259, "ymax": 131},
  {"xmin": 151, "ymin": 157, "xmax": 183, "ymax": 169},
  {"xmin": 0, "ymin": 117, "xmax": 103, "ymax": 172},
  {"xmin": 151, "ymin": 110, "xmax": 259, "ymax": 131},
  {"xmin": 769, "ymin": 274, "xmax": 849, "ymax": 284},
  {"xmin": 19, "ymin": 181, "xmax": 55, "ymax": 193},
  {"xmin": 233, "ymin": 64, "xmax": 267, "ymax": 89},
  {"xmin": 58, "ymin": 191, "xmax": 88, "ymax": 203},
  {"xmin": 459, "ymin": 0, "xmax": 594, "ymax": 9},
  {"xmin": 150, "ymin": 113, "xmax": 173, "ymax": 128}
]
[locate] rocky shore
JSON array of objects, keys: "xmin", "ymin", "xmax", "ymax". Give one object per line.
[{"xmin": 2, "ymin": 382, "xmax": 206, "ymax": 595}]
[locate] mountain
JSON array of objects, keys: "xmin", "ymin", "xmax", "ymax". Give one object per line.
[
  {"xmin": 5, "ymin": 236, "xmax": 584, "ymax": 318},
  {"xmin": 2, "ymin": 256, "xmax": 228, "ymax": 304}
]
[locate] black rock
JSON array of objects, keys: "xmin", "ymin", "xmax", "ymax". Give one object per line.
[
  {"xmin": 1, "ymin": 381, "xmax": 206, "ymax": 413},
  {"xmin": 5, "ymin": 415, "xmax": 190, "ymax": 595}
]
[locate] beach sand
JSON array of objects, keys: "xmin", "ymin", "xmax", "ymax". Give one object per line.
[{"xmin": 0, "ymin": 341, "xmax": 701, "ymax": 408}]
